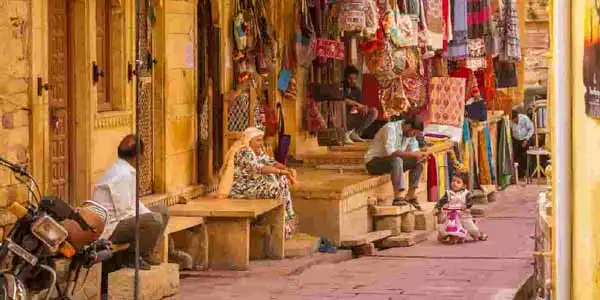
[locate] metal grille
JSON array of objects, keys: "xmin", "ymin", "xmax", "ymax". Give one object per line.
[{"xmin": 227, "ymin": 92, "xmax": 250, "ymax": 132}]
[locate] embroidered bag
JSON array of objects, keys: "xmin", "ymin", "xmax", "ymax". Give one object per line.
[
  {"xmin": 296, "ymin": 0, "xmax": 317, "ymax": 68},
  {"xmin": 313, "ymin": 39, "xmax": 345, "ymax": 60},
  {"xmin": 305, "ymin": 99, "xmax": 326, "ymax": 133},
  {"xmin": 338, "ymin": 0, "xmax": 367, "ymax": 32}
]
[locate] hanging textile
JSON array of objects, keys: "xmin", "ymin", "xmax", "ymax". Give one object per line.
[
  {"xmin": 484, "ymin": 125, "xmax": 496, "ymax": 183},
  {"xmin": 449, "ymin": 65, "xmax": 481, "ymax": 100},
  {"xmin": 446, "ymin": 0, "xmax": 467, "ymax": 59},
  {"xmin": 498, "ymin": 0, "xmax": 521, "ymax": 61},
  {"xmin": 424, "ymin": 0, "xmax": 444, "ymax": 50},
  {"xmin": 496, "ymin": 116, "xmax": 513, "ymax": 188},
  {"xmin": 445, "ymin": 152, "xmax": 452, "ymax": 188},
  {"xmin": 427, "ymin": 154, "xmax": 439, "ymax": 202},
  {"xmin": 431, "ymin": 53, "xmax": 449, "ymax": 76},
  {"xmin": 466, "ymin": 38, "xmax": 487, "ymax": 70},
  {"xmin": 489, "ymin": 122, "xmax": 498, "ymax": 182},
  {"xmin": 429, "ymin": 77, "xmax": 466, "ymax": 127},
  {"xmin": 466, "ymin": 0, "xmax": 495, "ymax": 54},
  {"xmin": 442, "ymin": 0, "xmax": 451, "ymax": 50},
  {"xmin": 436, "ymin": 152, "xmax": 446, "ymax": 199},
  {"xmin": 402, "ymin": 74, "xmax": 428, "ymax": 107},
  {"xmin": 476, "ymin": 127, "xmax": 492, "ymax": 185}
]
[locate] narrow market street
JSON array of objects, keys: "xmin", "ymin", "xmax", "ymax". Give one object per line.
[{"xmin": 177, "ymin": 185, "xmax": 537, "ymax": 300}]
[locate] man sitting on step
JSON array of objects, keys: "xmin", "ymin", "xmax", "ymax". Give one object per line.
[
  {"xmin": 364, "ymin": 116, "xmax": 428, "ymax": 210},
  {"xmin": 343, "ymin": 65, "xmax": 378, "ymax": 144},
  {"xmin": 92, "ymin": 134, "xmax": 169, "ymax": 270}
]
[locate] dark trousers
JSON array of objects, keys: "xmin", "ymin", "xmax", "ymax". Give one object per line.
[
  {"xmin": 110, "ymin": 204, "xmax": 169, "ymax": 258},
  {"xmin": 347, "ymin": 107, "xmax": 378, "ymax": 136},
  {"xmin": 366, "ymin": 156, "xmax": 423, "ymax": 193},
  {"xmin": 512, "ymin": 137, "xmax": 532, "ymax": 178}
]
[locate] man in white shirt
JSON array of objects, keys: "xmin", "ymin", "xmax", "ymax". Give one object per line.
[
  {"xmin": 364, "ymin": 117, "xmax": 428, "ymax": 210},
  {"xmin": 510, "ymin": 109, "xmax": 535, "ymax": 179},
  {"xmin": 92, "ymin": 135, "xmax": 168, "ymax": 270}
]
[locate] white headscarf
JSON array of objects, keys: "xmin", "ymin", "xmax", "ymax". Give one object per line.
[{"xmin": 217, "ymin": 127, "xmax": 265, "ymax": 198}]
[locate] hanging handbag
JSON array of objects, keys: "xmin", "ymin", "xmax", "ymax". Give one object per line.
[
  {"xmin": 296, "ymin": 0, "xmax": 317, "ymax": 68},
  {"xmin": 338, "ymin": 0, "xmax": 367, "ymax": 32},
  {"xmin": 313, "ymin": 38, "xmax": 345, "ymax": 60},
  {"xmin": 305, "ymin": 99, "xmax": 326, "ymax": 133},
  {"xmin": 317, "ymin": 102, "xmax": 346, "ymax": 146},
  {"xmin": 275, "ymin": 103, "xmax": 291, "ymax": 164},
  {"xmin": 465, "ymin": 100, "xmax": 488, "ymax": 121}
]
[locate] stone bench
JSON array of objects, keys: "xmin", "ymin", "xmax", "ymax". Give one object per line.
[{"xmin": 167, "ymin": 197, "xmax": 285, "ymax": 270}]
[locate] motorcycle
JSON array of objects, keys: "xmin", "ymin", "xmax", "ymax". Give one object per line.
[
  {"xmin": 436, "ymin": 205, "xmax": 469, "ymax": 245},
  {"xmin": 0, "ymin": 157, "xmax": 115, "ymax": 300}
]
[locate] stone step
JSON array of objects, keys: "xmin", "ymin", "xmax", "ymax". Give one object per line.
[
  {"xmin": 340, "ymin": 230, "xmax": 392, "ymax": 248},
  {"xmin": 376, "ymin": 230, "xmax": 430, "ymax": 248},
  {"xmin": 315, "ymin": 164, "xmax": 366, "ymax": 173},
  {"xmin": 329, "ymin": 143, "xmax": 370, "ymax": 152},
  {"xmin": 284, "ymin": 233, "xmax": 321, "ymax": 258},
  {"xmin": 298, "ymin": 151, "xmax": 364, "ymax": 166},
  {"xmin": 109, "ymin": 263, "xmax": 179, "ymax": 300},
  {"xmin": 370, "ymin": 205, "xmax": 411, "ymax": 217},
  {"xmin": 414, "ymin": 211, "xmax": 436, "ymax": 231}
]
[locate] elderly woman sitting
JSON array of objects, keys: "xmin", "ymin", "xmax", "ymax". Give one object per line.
[{"xmin": 218, "ymin": 127, "xmax": 298, "ymax": 238}]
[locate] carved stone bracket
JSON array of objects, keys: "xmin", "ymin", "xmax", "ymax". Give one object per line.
[{"xmin": 94, "ymin": 112, "xmax": 133, "ymax": 129}]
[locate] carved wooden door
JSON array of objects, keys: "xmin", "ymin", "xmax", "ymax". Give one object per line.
[
  {"xmin": 48, "ymin": 0, "xmax": 70, "ymax": 201},
  {"xmin": 136, "ymin": 0, "xmax": 154, "ymax": 196},
  {"xmin": 96, "ymin": 0, "xmax": 111, "ymax": 111}
]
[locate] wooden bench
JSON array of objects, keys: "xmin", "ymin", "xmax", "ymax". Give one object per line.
[{"xmin": 168, "ymin": 198, "xmax": 285, "ymax": 270}]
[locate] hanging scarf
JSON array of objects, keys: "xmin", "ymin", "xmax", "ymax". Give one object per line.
[
  {"xmin": 498, "ymin": 0, "xmax": 521, "ymax": 61},
  {"xmin": 446, "ymin": 0, "xmax": 467, "ymax": 59},
  {"xmin": 217, "ymin": 127, "xmax": 265, "ymax": 198}
]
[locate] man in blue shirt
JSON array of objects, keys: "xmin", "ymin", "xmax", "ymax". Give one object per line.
[
  {"xmin": 364, "ymin": 116, "xmax": 428, "ymax": 210},
  {"xmin": 510, "ymin": 109, "xmax": 535, "ymax": 179},
  {"xmin": 343, "ymin": 65, "xmax": 378, "ymax": 144}
]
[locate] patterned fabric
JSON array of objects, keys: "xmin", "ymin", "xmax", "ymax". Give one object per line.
[
  {"xmin": 339, "ymin": 0, "xmax": 367, "ymax": 32},
  {"xmin": 429, "ymin": 77, "xmax": 466, "ymax": 127},
  {"xmin": 498, "ymin": 0, "xmax": 521, "ymax": 61},
  {"xmin": 230, "ymin": 147, "xmax": 295, "ymax": 221},
  {"xmin": 402, "ymin": 74, "xmax": 428, "ymax": 107},
  {"xmin": 391, "ymin": 13, "xmax": 419, "ymax": 47},
  {"xmin": 446, "ymin": 0, "xmax": 468, "ymax": 58},
  {"xmin": 467, "ymin": 0, "xmax": 494, "ymax": 49},
  {"xmin": 449, "ymin": 66, "xmax": 480, "ymax": 100},
  {"xmin": 313, "ymin": 39, "xmax": 345, "ymax": 60},
  {"xmin": 466, "ymin": 38, "xmax": 487, "ymax": 70},
  {"xmin": 424, "ymin": 0, "xmax": 444, "ymax": 49}
]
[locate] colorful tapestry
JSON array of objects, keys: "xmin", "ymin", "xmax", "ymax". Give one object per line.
[
  {"xmin": 488, "ymin": 123, "xmax": 498, "ymax": 182},
  {"xmin": 498, "ymin": 0, "xmax": 521, "ymax": 61},
  {"xmin": 429, "ymin": 77, "xmax": 466, "ymax": 127},
  {"xmin": 467, "ymin": 0, "xmax": 494, "ymax": 51},
  {"xmin": 496, "ymin": 116, "xmax": 513, "ymax": 188},
  {"xmin": 427, "ymin": 154, "xmax": 439, "ymax": 202}
]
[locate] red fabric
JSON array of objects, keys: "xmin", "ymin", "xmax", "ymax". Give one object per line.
[
  {"xmin": 442, "ymin": 0, "xmax": 449, "ymax": 50},
  {"xmin": 427, "ymin": 154, "xmax": 439, "ymax": 202},
  {"xmin": 449, "ymin": 67, "xmax": 480, "ymax": 100}
]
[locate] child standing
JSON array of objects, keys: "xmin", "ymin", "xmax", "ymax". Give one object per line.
[{"xmin": 434, "ymin": 173, "xmax": 488, "ymax": 242}]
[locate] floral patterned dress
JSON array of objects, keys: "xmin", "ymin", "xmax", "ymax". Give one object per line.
[{"xmin": 229, "ymin": 147, "xmax": 296, "ymax": 224}]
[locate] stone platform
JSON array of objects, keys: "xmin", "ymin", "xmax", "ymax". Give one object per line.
[{"xmin": 108, "ymin": 263, "xmax": 180, "ymax": 300}]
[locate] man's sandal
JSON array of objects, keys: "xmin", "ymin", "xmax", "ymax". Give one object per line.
[
  {"xmin": 406, "ymin": 198, "xmax": 423, "ymax": 211},
  {"xmin": 478, "ymin": 233, "xmax": 488, "ymax": 241},
  {"xmin": 392, "ymin": 198, "xmax": 409, "ymax": 207}
]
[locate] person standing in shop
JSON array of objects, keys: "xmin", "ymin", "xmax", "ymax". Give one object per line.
[
  {"xmin": 343, "ymin": 65, "xmax": 378, "ymax": 144},
  {"xmin": 510, "ymin": 109, "xmax": 535, "ymax": 180}
]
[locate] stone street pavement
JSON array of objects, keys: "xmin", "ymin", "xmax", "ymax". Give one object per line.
[{"xmin": 178, "ymin": 185, "xmax": 539, "ymax": 300}]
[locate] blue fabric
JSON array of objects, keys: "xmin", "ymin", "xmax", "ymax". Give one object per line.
[
  {"xmin": 277, "ymin": 68, "xmax": 291, "ymax": 93},
  {"xmin": 445, "ymin": 154, "xmax": 452, "ymax": 189},
  {"xmin": 484, "ymin": 126, "xmax": 496, "ymax": 182},
  {"xmin": 463, "ymin": 120, "xmax": 470, "ymax": 142}
]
